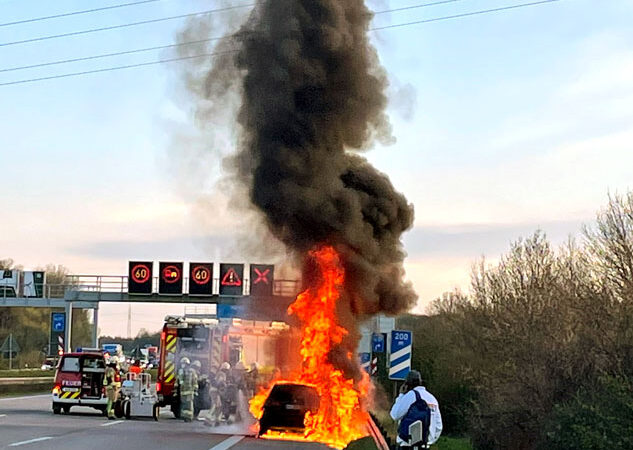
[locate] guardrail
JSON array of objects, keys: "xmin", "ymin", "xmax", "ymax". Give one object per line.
[
  {"xmin": 0, "ymin": 377, "xmax": 53, "ymax": 395},
  {"xmin": 0, "ymin": 377, "xmax": 54, "ymax": 386}
]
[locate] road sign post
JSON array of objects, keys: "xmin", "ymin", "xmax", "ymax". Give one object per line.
[
  {"xmin": 389, "ymin": 330, "xmax": 412, "ymax": 380},
  {"xmin": 360, "ymin": 352, "xmax": 371, "ymax": 374},
  {"xmin": 50, "ymin": 312, "xmax": 66, "ymax": 356},
  {"xmin": 1, "ymin": 334, "xmax": 20, "ymax": 369}
]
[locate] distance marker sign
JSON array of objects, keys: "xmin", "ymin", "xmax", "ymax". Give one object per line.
[
  {"xmin": 189, "ymin": 263, "xmax": 213, "ymax": 296},
  {"xmin": 159, "ymin": 262, "xmax": 183, "ymax": 295},
  {"xmin": 389, "ymin": 330, "xmax": 412, "ymax": 380},
  {"xmin": 219, "ymin": 263, "xmax": 244, "ymax": 296},
  {"xmin": 128, "ymin": 261, "xmax": 153, "ymax": 295}
]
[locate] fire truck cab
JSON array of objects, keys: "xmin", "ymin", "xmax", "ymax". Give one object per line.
[
  {"xmin": 51, "ymin": 349, "xmax": 108, "ymax": 415},
  {"xmin": 155, "ymin": 315, "xmax": 292, "ymax": 417}
]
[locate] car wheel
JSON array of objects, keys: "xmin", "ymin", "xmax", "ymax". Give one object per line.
[
  {"xmin": 114, "ymin": 400, "xmax": 124, "ymax": 418},
  {"xmin": 52, "ymin": 405, "xmax": 61, "ymax": 415},
  {"xmin": 63, "ymin": 406, "xmax": 71, "ymax": 415},
  {"xmin": 152, "ymin": 404, "xmax": 159, "ymax": 421},
  {"xmin": 124, "ymin": 400, "xmax": 131, "ymax": 419}
]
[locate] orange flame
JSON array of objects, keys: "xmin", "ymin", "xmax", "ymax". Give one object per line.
[{"xmin": 250, "ymin": 246, "xmax": 370, "ymax": 449}]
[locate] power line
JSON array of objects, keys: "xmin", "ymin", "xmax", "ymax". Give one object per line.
[
  {"xmin": 374, "ymin": 0, "xmax": 467, "ymax": 16},
  {"xmin": 0, "ymin": 0, "xmax": 163, "ymax": 28},
  {"xmin": 371, "ymin": 0, "xmax": 561, "ymax": 31},
  {"xmin": 0, "ymin": 0, "xmax": 565, "ymax": 87},
  {"xmin": 0, "ymin": 38, "xmax": 221, "ymax": 73},
  {"xmin": 0, "ymin": 3, "xmax": 255, "ymax": 48},
  {"xmin": 0, "ymin": 0, "xmax": 462, "ymax": 49},
  {"xmin": 0, "ymin": 0, "xmax": 475, "ymax": 73},
  {"xmin": 0, "ymin": 49, "xmax": 238, "ymax": 87}
]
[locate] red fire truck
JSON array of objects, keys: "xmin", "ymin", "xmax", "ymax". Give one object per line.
[{"xmin": 155, "ymin": 315, "xmax": 293, "ymax": 417}]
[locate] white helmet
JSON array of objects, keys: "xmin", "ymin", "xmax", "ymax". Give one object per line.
[
  {"xmin": 180, "ymin": 357, "xmax": 191, "ymax": 366},
  {"xmin": 220, "ymin": 362, "xmax": 230, "ymax": 370},
  {"xmin": 191, "ymin": 360, "xmax": 202, "ymax": 370}
]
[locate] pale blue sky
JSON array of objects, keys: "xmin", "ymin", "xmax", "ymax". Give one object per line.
[{"xmin": 1, "ymin": 0, "xmax": 632, "ymax": 336}]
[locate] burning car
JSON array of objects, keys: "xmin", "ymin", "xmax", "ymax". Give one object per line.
[{"xmin": 257, "ymin": 382, "xmax": 320, "ymax": 437}]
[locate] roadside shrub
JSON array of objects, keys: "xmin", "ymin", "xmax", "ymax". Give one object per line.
[{"xmin": 542, "ymin": 376, "xmax": 633, "ymax": 450}]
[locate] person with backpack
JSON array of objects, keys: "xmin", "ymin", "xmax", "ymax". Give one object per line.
[{"xmin": 390, "ymin": 370, "xmax": 443, "ymax": 448}]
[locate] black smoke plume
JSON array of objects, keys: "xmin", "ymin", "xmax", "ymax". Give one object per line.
[{"xmin": 176, "ymin": 0, "xmax": 416, "ymax": 377}]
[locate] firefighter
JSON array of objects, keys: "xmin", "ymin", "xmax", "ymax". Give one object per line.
[
  {"xmin": 103, "ymin": 359, "xmax": 121, "ymax": 420},
  {"xmin": 246, "ymin": 362, "xmax": 259, "ymax": 398},
  {"xmin": 176, "ymin": 357, "xmax": 198, "ymax": 422}
]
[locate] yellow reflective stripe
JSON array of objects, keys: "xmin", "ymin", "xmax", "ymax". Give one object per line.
[
  {"xmin": 166, "ymin": 336, "xmax": 176, "ymax": 352},
  {"xmin": 164, "ymin": 364, "xmax": 174, "ymax": 376},
  {"xmin": 165, "ymin": 373, "xmax": 174, "ymax": 383},
  {"xmin": 60, "ymin": 390, "xmax": 80, "ymax": 399}
]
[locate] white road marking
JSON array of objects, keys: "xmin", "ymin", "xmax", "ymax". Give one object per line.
[
  {"xmin": 209, "ymin": 435, "xmax": 245, "ymax": 450},
  {"xmin": 9, "ymin": 437, "xmax": 52, "ymax": 447},
  {"xmin": 0, "ymin": 394, "xmax": 48, "ymax": 402},
  {"xmin": 101, "ymin": 420, "xmax": 125, "ymax": 427},
  {"xmin": 0, "ymin": 414, "xmax": 7, "ymax": 417}
]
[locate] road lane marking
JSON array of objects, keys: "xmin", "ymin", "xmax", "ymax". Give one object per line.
[
  {"xmin": 209, "ymin": 435, "xmax": 244, "ymax": 450},
  {"xmin": 9, "ymin": 437, "xmax": 52, "ymax": 447},
  {"xmin": 0, "ymin": 414, "xmax": 6, "ymax": 418},
  {"xmin": 0, "ymin": 394, "xmax": 48, "ymax": 402},
  {"xmin": 101, "ymin": 420, "xmax": 125, "ymax": 427}
]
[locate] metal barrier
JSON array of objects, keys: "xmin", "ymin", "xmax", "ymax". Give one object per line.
[
  {"xmin": 65, "ymin": 275, "xmax": 302, "ymax": 297},
  {"xmin": 1, "ymin": 275, "xmax": 302, "ymax": 300}
]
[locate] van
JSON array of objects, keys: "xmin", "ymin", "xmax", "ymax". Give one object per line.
[{"xmin": 51, "ymin": 351, "xmax": 107, "ymax": 415}]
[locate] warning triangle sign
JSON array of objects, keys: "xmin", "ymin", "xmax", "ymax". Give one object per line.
[{"xmin": 221, "ymin": 267, "xmax": 242, "ymax": 286}]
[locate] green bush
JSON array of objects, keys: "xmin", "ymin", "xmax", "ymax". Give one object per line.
[
  {"xmin": 434, "ymin": 437, "xmax": 473, "ymax": 450},
  {"xmin": 542, "ymin": 376, "xmax": 633, "ymax": 450}
]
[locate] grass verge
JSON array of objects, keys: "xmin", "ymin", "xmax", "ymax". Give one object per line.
[{"xmin": 434, "ymin": 437, "xmax": 473, "ymax": 450}]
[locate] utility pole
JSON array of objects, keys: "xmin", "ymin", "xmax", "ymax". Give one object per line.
[
  {"xmin": 9, "ymin": 333, "xmax": 12, "ymax": 370},
  {"xmin": 127, "ymin": 304, "xmax": 132, "ymax": 339}
]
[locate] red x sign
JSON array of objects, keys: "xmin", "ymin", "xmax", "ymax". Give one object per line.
[
  {"xmin": 250, "ymin": 264, "xmax": 274, "ymax": 297},
  {"xmin": 254, "ymin": 268, "xmax": 270, "ymax": 284}
]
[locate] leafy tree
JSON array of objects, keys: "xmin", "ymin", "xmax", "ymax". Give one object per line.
[{"xmin": 0, "ymin": 261, "xmax": 92, "ymax": 368}]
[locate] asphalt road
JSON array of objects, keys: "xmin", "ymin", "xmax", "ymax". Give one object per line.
[{"xmin": 0, "ymin": 394, "xmax": 329, "ymax": 450}]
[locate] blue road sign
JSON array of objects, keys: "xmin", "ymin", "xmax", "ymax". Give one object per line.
[
  {"xmin": 372, "ymin": 333, "xmax": 385, "ymax": 353},
  {"xmin": 52, "ymin": 313, "xmax": 66, "ymax": 333},
  {"xmin": 359, "ymin": 352, "xmax": 371, "ymax": 374},
  {"xmin": 217, "ymin": 304, "xmax": 245, "ymax": 319},
  {"xmin": 389, "ymin": 330, "xmax": 412, "ymax": 380}
]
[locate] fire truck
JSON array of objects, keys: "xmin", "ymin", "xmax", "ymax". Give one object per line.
[{"xmin": 155, "ymin": 315, "xmax": 293, "ymax": 417}]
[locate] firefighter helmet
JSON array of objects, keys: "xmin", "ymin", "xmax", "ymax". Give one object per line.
[
  {"xmin": 191, "ymin": 360, "xmax": 202, "ymax": 371},
  {"xmin": 180, "ymin": 357, "xmax": 191, "ymax": 366}
]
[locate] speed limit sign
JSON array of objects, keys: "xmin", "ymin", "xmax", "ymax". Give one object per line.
[{"xmin": 128, "ymin": 261, "xmax": 153, "ymax": 294}]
